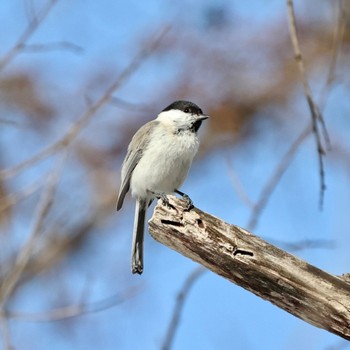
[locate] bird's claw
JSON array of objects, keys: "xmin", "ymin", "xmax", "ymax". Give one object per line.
[
  {"xmin": 160, "ymin": 193, "xmax": 175, "ymax": 210},
  {"xmin": 182, "ymin": 194, "xmax": 194, "ymax": 211}
]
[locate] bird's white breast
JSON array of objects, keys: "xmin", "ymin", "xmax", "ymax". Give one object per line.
[{"xmin": 130, "ymin": 126, "xmax": 199, "ymax": 199}]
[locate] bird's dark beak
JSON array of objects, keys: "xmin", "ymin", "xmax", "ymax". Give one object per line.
[{"xmin": 192, "ymin": 115, "xmax": 209, "ymax": 132}]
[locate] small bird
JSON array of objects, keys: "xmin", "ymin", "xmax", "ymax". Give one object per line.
[{"xmin": 116, "ymin": 100, "xmax": 208, "ymax": 274}]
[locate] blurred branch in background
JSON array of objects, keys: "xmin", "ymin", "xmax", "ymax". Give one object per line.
[
  {"xmin": 0, "ymin": 172, "xmax": 48, "ymax": 220},
  {"xmin": 0, "ymin": 152, "xmax": 67, "ymax": 305},
  {"xmin": 0, "ymin": 0, "xmax": 59, "ymax": 71},
  {"xmin": 286, "ymin": 0, "xmax": 330, "ymax": 208},
  {"xmin": 0, "ymin": 119, "xmax": 22, "ymax": 128},
  {"xmin": 0, "ymin": 315, "xmax": 12, "ymax": 350},
  {"xmin": 0, "ymin": 25, "xmax": 170, "ymax": 180},
  {"xmin": 319, "ymin": 0, "xmax": 348, "ymax": 110},
  {"xmin": 110, "ymin": 97, "xmax": 156, "ymax": 114},
  {"xmin": 247, "ymin": 125, "xmax": 311, "ymax": 231},
  {"xmin": 162, "ymin": 266, "xmax": 206, "ymax": 350},
  {"xmin": 4, "ymin": 287, "xmax": 138, "ymax": 322},
  {"xmin": 20, "ymin": 41, "xmax": 84, "ymax": 55},
  {"xmin": 0, "ymin": 151, "xmax": 67, "ymax": 349}
]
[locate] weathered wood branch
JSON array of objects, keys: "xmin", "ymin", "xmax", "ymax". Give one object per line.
[{"xmin": 148, "ymin": 196, "xmax": 350, "ymax": 341}]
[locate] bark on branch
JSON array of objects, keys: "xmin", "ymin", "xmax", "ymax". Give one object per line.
[{"xmin": 148, "ymin": 196, "xmax": 350, "ymax": 341}]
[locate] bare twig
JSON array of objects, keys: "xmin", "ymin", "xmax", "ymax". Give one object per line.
[
  {"xmin": 0, "ymin": 0, "xmax": 59, "ymax": 71},
  {"xmin": 319, "ymin": 0, "xmax": 348, "ymax": 111},
  {"xmin": 4, "ymin": 287, "xmax": 138, "ymax": 322},
  {"xmin": 110, "ymin": 97, "xmax": 155, "ymax": 113},
  {"xmin": 20, "ymin": 41, "xmax": 84, "ymax": 54},
  {"xmin": 0, "ymin": 26, "xmax": 170, "ymax": 180},
  {"xmin": 325, "ymin": 339, "xmax": 350, "ymax": 350},
  {"xmin": 0, "ymin": 174, "xmax": 46, "ymax": 214},
  {"xmin": 0, "ymin": 180, "xmax": 117, "ymax": 288},
  {"xmin": 162, "ymin": 266, "xmax": 206, "ymax": 350},
  {"xmin": 247, "ymin": 126, "xmax": 311, "ymax": 231},
  {"xmin": 225, "ymin": 157, "xmax": 254, "ymax": 209},
  {"xmin": 266, "ymin": 238, "xmax": 335, "ymax": 252},
  {"xmin": 286, "ymin": 0, "xmax": 329, "ymax": 208},
  {"xmin": 0, "ymin": 316, "xmax": 13, "ymax": 350},
  {"xmin": 0, "ymin": 151, "xmax": 66, "ymax": 349},
  {"xmin": 0, "ymin": 119, "xmax": 21, "ymax": 128},
  {"xmin": 248, "ymin": 0, "xmax": 346, "ymax": 230}
]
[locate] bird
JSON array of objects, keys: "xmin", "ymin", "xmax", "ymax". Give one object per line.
[{"xmin": 116, "ymin": 100, "xmax": 208, "ymax": 274}]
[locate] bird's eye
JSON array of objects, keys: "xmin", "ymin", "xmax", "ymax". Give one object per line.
[{"xmin": 184, "ymin": 108, "xmax": 190, "ymax": 113}]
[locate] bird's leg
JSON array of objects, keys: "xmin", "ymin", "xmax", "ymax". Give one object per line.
[
  {"xmin": 175, "ymin": 189, "xmax": 194, "ymax": 211},
  {"xmin": 150, "ymin": 191, "xmax": 175, "ymax": 209},
  {"xmin": 159, "ymin": 193, "xmax": 176, "ymax": 209}
]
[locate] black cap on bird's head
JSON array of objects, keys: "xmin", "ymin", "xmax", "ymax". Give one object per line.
[
  {"xmin": 162, "ymin": 100, "xmax": 203, "ymax": 116},
  {"xmin": 162, "ymin": 100, "xmax": 209, "ymax": 132}
]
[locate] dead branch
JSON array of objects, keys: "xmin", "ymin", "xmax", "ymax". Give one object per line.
[{"xmin": 149, "ymin": 196, "xmax": 350, "ymax": 341}]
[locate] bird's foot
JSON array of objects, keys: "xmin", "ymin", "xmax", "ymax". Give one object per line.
[
  {"xmin": 158, "ymin": 193, "xmax": 176, "ymax": 210},
  {"xmin": 175, "ymin": 190, "xmax": 194, "ymax": 211},
  {"xmin": 182, "ymin": 194, "xmax": 194, "ymax": 211}
]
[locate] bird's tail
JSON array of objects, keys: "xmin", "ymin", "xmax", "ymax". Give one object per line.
[{"xmin": 131, "ymin": 199, "xmax": 147, "ymax": 274}]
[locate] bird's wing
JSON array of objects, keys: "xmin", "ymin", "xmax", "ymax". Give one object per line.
[{"xmin": 116, "ymin": 120, "xmax": 158, "ymax": 210}]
